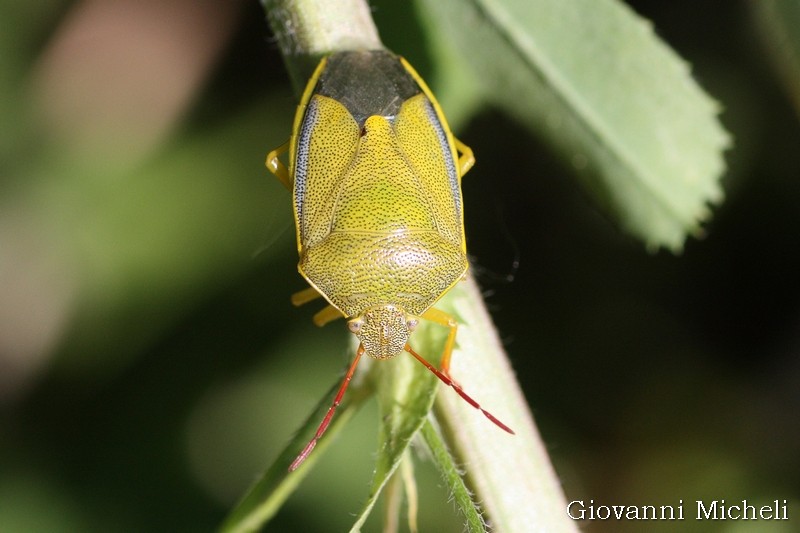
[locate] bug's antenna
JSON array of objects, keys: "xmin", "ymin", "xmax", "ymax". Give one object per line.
[
  {"xmin": 289, "ymin": 344, "xmax": 365, "ymax": 471},
  {"xmin": 404, "ymin": 344, "xmax": 515, "ymax": 434}
]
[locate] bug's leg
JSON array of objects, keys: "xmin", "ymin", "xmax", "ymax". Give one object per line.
[
  {"xmin": 266, "ymin": 140, "xmax": 292, "ymax": 190},
  {"xmin": 289, "ymin": 344, "xmax": 365, "ymax": 471},
  {"xmin": 419, "ymin": 307, "xmax": 458, "ymax": 376},
  {"xmin": 454, "ymin": 138, "xmax": 475, "ymax": 178},
  {"xmin": 313, "ymin": 305, "xmax": 344, "ymax": 327},
  {"xmin": 291, "ymin": 286, "xmax": 323, "ymax": 307},
  {"xmin": 291, "ymin": 288, "xmax": 343, "ymax": 327}
]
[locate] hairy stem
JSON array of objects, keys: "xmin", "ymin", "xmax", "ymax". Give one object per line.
[{"xmin": 262, "ymin": 0, "xmax": 381, "ymax": 90}]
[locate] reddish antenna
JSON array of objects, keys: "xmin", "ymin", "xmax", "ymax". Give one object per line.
[
  {"xmin": 404, "ymin": 343, "xmax": 515, "ymax": 435},
  {"xmin": 288, "ymin": 343, "xmax": 514, "ymax": 471},
  {"xmin": 289, "ymin": 344, "xmax": 364, "ymax": 471}
]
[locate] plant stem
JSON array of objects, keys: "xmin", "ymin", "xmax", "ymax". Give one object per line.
[
  {"xmin": 435, "ymin": 280, "xmax": 578, "ymax": 532},
  {"xmin": 261, "ymin": 0, "xmax": 382, "ymax": 90}
]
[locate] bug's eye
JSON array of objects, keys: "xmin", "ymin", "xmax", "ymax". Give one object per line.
[
  {"xmin": 348, "ymin": 319, "xmax": 364, "ymax": 334},
  {"xmin": 406, "ymin": 318, "xmax": 419, "ymax": 331}
]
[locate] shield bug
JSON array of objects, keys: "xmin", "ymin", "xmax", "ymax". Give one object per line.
[{"xmin": 266, "ymin": 50, "xmax": 514, "ymax": 471}]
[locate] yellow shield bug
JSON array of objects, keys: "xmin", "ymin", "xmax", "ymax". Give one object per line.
[{"xmin": 267, "ymin": 50, "xmax": 514, "ymax": 471}]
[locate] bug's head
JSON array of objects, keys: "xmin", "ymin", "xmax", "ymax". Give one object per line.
[{"xmin": 348, "ymin": 305, "xmax": 419, "ymax": 359}]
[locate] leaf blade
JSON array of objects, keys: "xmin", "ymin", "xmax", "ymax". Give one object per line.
[
  {"xmin": 417, "ymin": 0, "xmax": 731, "ymax": 250},
  {"xmin": 219, "ymin": 380, "xmax": 368, "ymax": 533}
]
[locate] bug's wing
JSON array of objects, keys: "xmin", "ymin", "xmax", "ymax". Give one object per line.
[
  {"xmin": 294, "ymin": 95, "xmax": 360, "ymax": 250},
  {"xmin": 394, "ymin": 94, "xmax": 464, "ymax": 250},
  {"xmin": 294, "ymin": 91, "xmax": 467, "ymax": 317}
]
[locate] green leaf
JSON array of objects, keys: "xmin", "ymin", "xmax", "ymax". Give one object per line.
[
  {"xmin": 416, "ymin": 0, "xmax": 730, "ymax": 251},
  {"xmin": 348, "ymin": 321, "xmax": 444, "ymax": 531},
  {"xmin": 420, "ymin": 420, "xmax": 486, "ymax": 533},
  {"xmin": 219, "ymin": 379, "xmax": 370, "ymax": 533},
  {"xmin": 753, "ymin": 0, "xmax": 800, "ymax": 118}
]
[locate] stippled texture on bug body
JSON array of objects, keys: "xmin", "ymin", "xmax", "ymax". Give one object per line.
[{"xmin": 292, "ymin": 51, "xmax": 467, "ymax": 319}]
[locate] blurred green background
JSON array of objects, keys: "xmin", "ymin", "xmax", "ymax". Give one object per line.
[{"xmin": 1, "ymin": 1, "xmax": 798, "ymax": 532}]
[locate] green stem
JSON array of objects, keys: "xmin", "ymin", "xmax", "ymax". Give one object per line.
[
  {"xmin": 261, "ymin": 0, "xmax": 382, "ymax": 90},
  {"xmin": 434, "ymin": 279, "xmax": 578, "ymax": 532}
]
